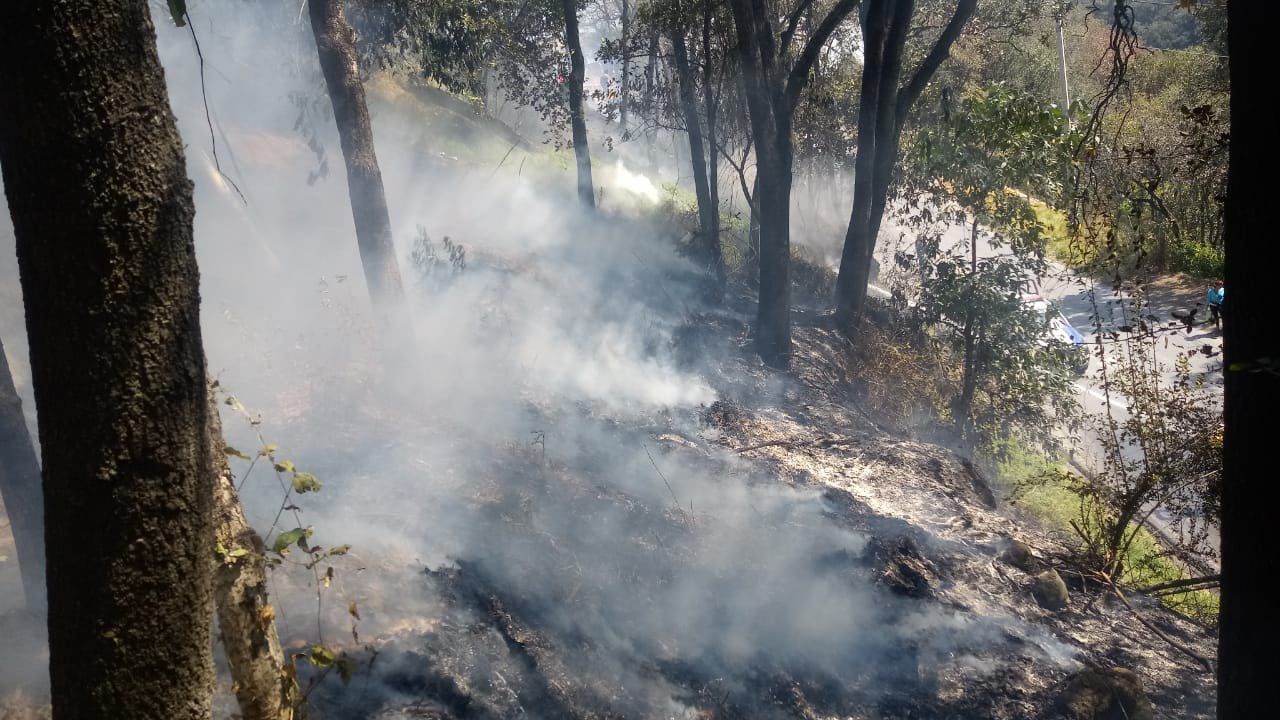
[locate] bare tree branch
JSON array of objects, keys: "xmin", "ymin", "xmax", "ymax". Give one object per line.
[
  {"xmin": 785, "ymin": 0, "xmax": 860, "ymax": 113},
  {"xmin": 895, "ymin": 0, "xmax": 977, "ymax": 122}
]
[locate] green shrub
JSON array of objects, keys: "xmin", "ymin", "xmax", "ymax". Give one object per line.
[{"xmin": 1170, "ymin": 239, "xmax": 1224, "ymax": 278}]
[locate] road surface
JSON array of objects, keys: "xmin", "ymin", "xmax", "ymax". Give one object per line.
[{"xmin": 872, "ymin": 213, "xmax": 1223, "ymax": 570}]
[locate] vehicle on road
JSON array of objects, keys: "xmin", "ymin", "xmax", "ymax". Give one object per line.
[{"xmin": 1022, "ymin": 279, "xmax": 1090, "ymax": 374}]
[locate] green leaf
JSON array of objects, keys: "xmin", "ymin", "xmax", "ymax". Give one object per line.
[
  {"xmin": 292, "ymin": 471, "xmax": 321, "ymax": 493},
  {"xmin": 310, "ymin": 644, "xmax": 336, "ymax": 668},
  {"xmin": 216, "ymin": 542, "xmax": 252, "ymax": 562},
  {"xmin": 272, "ymin": 527, "xmax": 312, "ymax": 554},
  {"xmin": 223, "ymin": 446, "xmax": 252, "ymax": 460},
  {"xmin": 274, "ymin": 459, "xmax": 296, "ymax": 473},
  {"xmin": 259, "ymin": 444, "xmax": 278, "ymax": 457},
  {"xmin": 168, "ymin": 0, "xmax": 187, "ymax": 27}
]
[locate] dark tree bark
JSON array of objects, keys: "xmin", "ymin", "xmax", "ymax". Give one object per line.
[
  {"xmin": 671, "ymin": 30, "xmax": 722, "ymax": 285},
  {"xmin": 309, "ymin": 0, "xmax": 406, "ymax": 310},
  {"xmin": 0, "ymin": 334, "xmax": 44, "ymax": 610},
  {"xmin": 0, "ymin": 1, "xmax": 215, "ymax": 717},
  {"xmin": 834, "ymin": 0, "xmax": 977, "ymax": 327},
  {"xmin": 562, "ymin": 0, "xmax": 596, "ymax": 208},
  {"xmin": 727, "ymin": 0, "xmax": 860, "ymax": 367},
  {"xmin": 1218, "ymin": 3, "xmax": 1280, "ymax": 716},
  {"xmin": 841, "ymin": 0, "xmax": 891, "ymax": 326},
  {"xmin": 728, "ymin": 0, "xmax": 790, "ymax": 366},
  {"xmin": 702, "ymin": 0, "xmax": 725, "ymax": 294}
]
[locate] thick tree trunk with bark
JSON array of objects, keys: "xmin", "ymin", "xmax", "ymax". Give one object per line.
[
  {"xmin": 1218, "ymin": 3, "xmax": 1280, "ymax": 716},
  {"xmin": 309, "ymin": 0, "xmax": 406, "ymax": 310},
  {"xmin": 727, "ymin": 0, "xmax": 859, "ymax": 367},
  {"xmin": 562, "ymin": 0, "xmax": 596, "ymax": 208},
  {"xmin": 0, "ymin": 1, "xmax": 215, "ymax": 717},
  {"xmin": 208, "ymin": 386, "xmax": 294, "ymax": 720},
  {"xmin": 834, "ymin": 0, "xmax": 976, "ymax": 327},
  {"xmin": 0, "ymin": 334, "xmax": 44, "ymax": 610},
  {"xmin": 671, "ymin": 30, "xmax": 722, "ymax": 284},
  {"xmin": 727, "ymin": 0, "xmax": 791, "ymax": 368},
  {"xmin": 752, "ymin": 136, "xmax": 795, "ymax": 368},
  {"xmin": 836, "ymin": 0, "xmax": 891, "ymax": 328}
]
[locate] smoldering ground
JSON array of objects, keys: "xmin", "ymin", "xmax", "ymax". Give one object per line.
[{"xmin": 2, "ymin": 2, "xmax": 1080, "ymax": 716}]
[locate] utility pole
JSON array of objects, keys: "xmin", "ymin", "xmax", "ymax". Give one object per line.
[{"xmin": 1055, "ymin": 16, "xmax": 1072, "ymax": 125}]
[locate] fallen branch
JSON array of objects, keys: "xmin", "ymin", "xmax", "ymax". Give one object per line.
[
  {"xmin": 1103, "ymin": 574, "xmax": 1213, "ymax": 673},
  {"xmin": 734, "ymin": 436, "xmax": 860, "ymax": 454},
  {"xmin": 643, "ymin": 444, "xmax": 684, "ymax": 513},
  {"xmin": 1139, "ymin": 574, "xmax": 1220, "ymax": 595}
]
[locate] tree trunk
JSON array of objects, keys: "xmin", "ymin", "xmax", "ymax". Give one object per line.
[
  {"xmin": 309, "ymin": 0, "xmax": 406, "ymax": 310},
  {"xmin": 644, "ymin": 28, "xmax": 660, "ymax": 173},
  {"xmin": 835, "ymin": 0, "xmax": 913, "ymax": 325},
  {"xmin": 1218, "ymin": 3, "xmax": 1280, "ymax": 716},
  {"xmin": 753, "ymin": 132, "xmax": 794, "ymax": 368},
  {"xmin": 620, "ymin": 0, "xmax": 631, "ymax": 135},
  {"xmin": 727, "ymin": 0, "xmax": 791, "ymax": 368},
  {"xmin": 208, "ymin": 385, "xmax": 294, "ymax": 720},
  {"xmin": 0, "ymin": 1, "xmax": 215, "ymax": 717},
  {"xmin": 562, "ymin": 0, "xmax": 596, "ymax": 208},
  {"xmin": 955, "ymin": 215, "xmax": 980, "ymax": 440},
  {"xmin": 0, "ymin": 334, "xmax": 44, "ymax": 610},
  {"xmin": 862, "ymin": 0, "xmax": 913, "ymax": 259},
  {"xmin": 834, "ymin": 0, "xmax": 976, "ymax": 327},
  {"xmin": 702, "ymin": 0, "xmax": 725, "ymax": 295},
  {"xmin": 834, "ymin": 0, "xmax": 890, "ymax": 326},
  {"xmin": 671, "ymin": 30, "xmax": 719, "ymax": 281},
  {"xmin": 727, "ymin": 0, "xmax": 858, "ymax": 365},
  {"xmin": 748, "ymin": 176, "xmax": 762, "ymax": 286}
]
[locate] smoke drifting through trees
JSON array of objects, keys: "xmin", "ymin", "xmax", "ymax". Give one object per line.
[{"xmin": 0, "ymin": 0, "xmax": 1229, "ymax": 715}]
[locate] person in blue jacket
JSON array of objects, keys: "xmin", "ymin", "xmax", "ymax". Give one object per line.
[{"xmin": 1206, "ymin": 280, "xmax": 1225, "ymax": 329}]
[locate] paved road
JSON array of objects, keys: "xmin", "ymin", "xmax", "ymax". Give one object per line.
[
  {"xmin": 1041, "ymin": 269, "xmax": 1222, "ymax": 569},
  {"xmin": 873, "ymin": 214, "xmax": 1223, "ymax": 569}
]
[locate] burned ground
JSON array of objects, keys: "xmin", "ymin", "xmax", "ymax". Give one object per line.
[{"xmin": 286, "ymin": 308, "xmax": 1216, "ymax": 720}]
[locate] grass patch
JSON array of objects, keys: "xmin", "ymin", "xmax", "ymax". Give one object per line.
[
  {"xmin": 1026, "ymin": 198, "xmax": 1091, "ymax": 269},
  {"xmin": 997, "ymin": 442, "xmax": 1219, "ymax": 623}
]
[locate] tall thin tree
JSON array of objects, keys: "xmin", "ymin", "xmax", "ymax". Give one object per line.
[
  {"xmin": 671, "ymin": 28, "xmax": 723, "ymax": 285},
  {"xmin": 701, "ymin": 0, "xmax": 724, "ymax": 294},
  {"xmin": 309, "ymin": 0, "xmax": 407, "ymax": 310},
  {"xmin": 563, "ymin": 0, "xmax": 597, "ymax": 207},
  {"xmin": 0, "ymin": 1, "xmax": 215, "ymax": 716},
  {"xmin": 726, "ymin": 0, "xmax": 860, "ymax": 367},
  {"xmin": 833, "ymin": 0, "xmax": 976, "ymax": 327}
]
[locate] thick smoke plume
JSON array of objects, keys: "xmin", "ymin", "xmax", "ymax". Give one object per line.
[{"xmin": 1, "ymin": 3, "xmax": 1077, "ymax": 715}]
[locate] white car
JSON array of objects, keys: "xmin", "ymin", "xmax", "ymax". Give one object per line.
[{"xmin": 1022, "ymin": 280, "xmax": 1089, "ymax": 374}]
